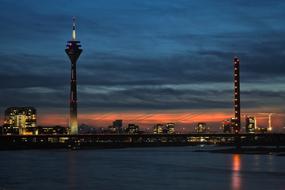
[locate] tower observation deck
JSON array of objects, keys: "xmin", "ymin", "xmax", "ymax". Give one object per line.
[{"xmin": 65, "ymin": 17, "xmax": 82, "ymax": 135}]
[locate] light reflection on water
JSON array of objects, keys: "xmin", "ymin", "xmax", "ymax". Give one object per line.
[
  {"xmin": 231, "ymin": 154, "xmax": 241, "ymax": 190},
  {"xmin": 68, "ymin": 151, "xmax": 77, "ymax": 190},
  {"xmin": 0, "ymin": 147, "xmax": 284, "ymax": 190}
]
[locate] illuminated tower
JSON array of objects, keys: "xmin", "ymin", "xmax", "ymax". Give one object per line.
[
  {"xmin": 268, "ymin": 113, "xmax": 273, "ymax": 131},
  {"xmin": 65, "ymin": 17, "xmax": 82, "ymax": 135},
  {"xmin": 233, "ymin": 57, "xmax": 241, "ymax": 133}
]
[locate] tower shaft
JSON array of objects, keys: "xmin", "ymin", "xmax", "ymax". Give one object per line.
[
  {"xmin": 65, "ymin": 18, "xmax": 82, "ymax": 135},
  {"xmin": 70, "ymin": 59, "xmax": 78, "ymax": 134},
  {"xmin": 233, "ymin": 57, "xmax": 241, "ymax": 133}
]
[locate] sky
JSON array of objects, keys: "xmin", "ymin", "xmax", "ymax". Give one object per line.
[{"xmin": 0, "ymin": 0, "xmax": 285, "ymax": 130}]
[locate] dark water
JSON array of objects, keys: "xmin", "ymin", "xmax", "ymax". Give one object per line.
[{"xmin": 0, "ymin": 147, "xmax": 284, "ymax": 190}]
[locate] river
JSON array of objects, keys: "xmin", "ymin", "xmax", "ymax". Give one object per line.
[{"xmin": 0, "ymin": 146, "xmax": 284, "ymax": 190}]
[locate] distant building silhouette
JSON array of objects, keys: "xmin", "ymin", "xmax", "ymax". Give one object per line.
[
  {"xmin": 222, "ymin": 119, "xmax": 235, "ymax": 133},
  {"xmin": 165, "ymin": 123, "xmax": 175, "ymax": 134},
  {"xmin": 126, "ymin": 124, "xmax": 139, "ymax": 134},
  {"xmin": 195, "ymin": 122, "xmax": 209, "ymax": 133},
  {"xmin": 153, "ymin": 124, "xmax": 164, "ymax": 134},
  {"xmin": 153, "ymin": 123, "xmax": 175, "ymax": 134},
  {"xmin": 113, "ymin": 119, "xmax": 123, "ymax": 133},
  {"xmin": 79, "ymin": 124, "xmax": 97, "ymax": 134},
  {"xmin": 256, "ymin": 127, "xmax": 268, "ymax": 133},
  {"xmin": 36, "ymin": 126, "xmax": 68, "ymax": 135},
  {"xmin": 108, "ymin": 120, "xmax": 123, "ymax": 134}
]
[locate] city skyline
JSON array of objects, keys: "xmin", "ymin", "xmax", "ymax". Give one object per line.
[{"xmin": 1, "ymin": 0, "xmax": 285, "ymax": 130}]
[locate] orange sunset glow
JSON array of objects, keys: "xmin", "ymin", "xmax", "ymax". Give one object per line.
[{"xmin": 36, "ymin": 111, "xmax": 285, "ymax": 131}]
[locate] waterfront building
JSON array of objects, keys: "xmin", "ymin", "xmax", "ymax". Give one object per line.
[
  {"xmin": 79, "ymin": 124, "xmax": 97, "ymax": 134},
  {"xmin": 165, "ymin": 123, "xmax": 175, "ymax": 134},
  {"xmin": 195, "ymin": 122, "xmax": 209, "ymax": 133},
  {"xmin": 153, "ymin": 124, "xmax": 163, "ymax": 134},
  {"xmin": 3, "ymin": 107, "xmax": 36, "ymax": 135},
  {"xmin": 222, "ymin": 119, "xmax": 234, "ymax": 133},
  {"xmin": 108, "ymin": 125, "xmax": 117, "ymax": 133},
  {"xmin": 245, "ymin": 116, "xmax": 256, "ymax": 133},
  {"xmin": 107, "ymin": 120, "xmax": 123, "ymax": 134},
  {"xmin": 256, "ymin": 127, "xmax": 268, "ymax": 133},
  {"xmin": 126, "ymin": 124, "xmax": 139, "ymax": 134},
  {"xmin": 113, "ymin": 120, "xmax": 123, "ymax": 132}
]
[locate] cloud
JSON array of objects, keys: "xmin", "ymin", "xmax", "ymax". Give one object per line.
[{"xmin": 0, "ymin": 0, "xmax": 285, "ymax": 122}]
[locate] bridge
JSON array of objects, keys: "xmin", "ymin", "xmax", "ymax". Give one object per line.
[{"xmin": 0, "ymin": 133, "xmax": 284, "ymax": 150}]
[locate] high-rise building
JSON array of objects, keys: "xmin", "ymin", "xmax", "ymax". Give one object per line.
[
  {"xmin": 108, "ymin": 120, "xmax": 123, "ymax": 134},
  {"xmin": 221, "ymin": 119, "xmax": 234, "ymax": 133},
  {"xmin": 233, "ymin": 57, "xmax": 241, "ymax": 133},
  {"xmin": 245, "ymin": 116, "xmax": 256, "ymax": 133},
  {"xmin": 165, "ymin": 123, "xmax": 175, "ymax": 134},
  {"xmin": 65, "ymin": 17, "xmax": 82, "ymax": 135},
  {"xmin": 79, "ymin": 124, "xmax": 97, "ymax": 134},
  {"xmin": 195, "ymin": 122, "xmax": 209, "ymax": 133},
  {"xmin": 113, "ymin": 120, "xmax": 123, "ymax": 128},
  {"xmin": 126, "ymin": 124, "xmax": 139, "ymax": 134},
  {"xmin": 153, "ymin": 124, "xmax": 163, "ymax": 134},
  {"xmin": 113, "ymin": 119, "xmax": 123, "ymax": 133},
  {"xmin": 3, "ymin": 107, "xmax": 36, "ymax": 135},
  {"xmin": 108, "ymin": 125, "xmax": 117, "ymax": 133}
]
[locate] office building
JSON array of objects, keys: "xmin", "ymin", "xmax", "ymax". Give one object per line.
[
  {"xmin": 107, "ymin": 120, "xmax": 123, "ymax": 134},
  {"xmin": 153, "ymin": 124, "xmax": 163, "ymax": 134},
  {"xmin": 195, "ymin": 122, "xmax": 209, "ymax": 133},
  {"xmin": 165, "ymin": 123, "xmax": 175, "ymax": 134},
  {"xmin": 245, "ymin": 116, "xmax": 256, "ymax": 133},
  {"xmin": 222, "ymin": 119, "xmax": 234, "ymax": 133},
  {"xmin": 3, "ymin": 107, "xmax": 37, "ymax": 135},
  {"xmin": 126, "ymin": 124, "xmax": 139, "ymax": 134},
  {"xmin": 113, "ymin": 119, "xmax": 123, "ymax": 133}
]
